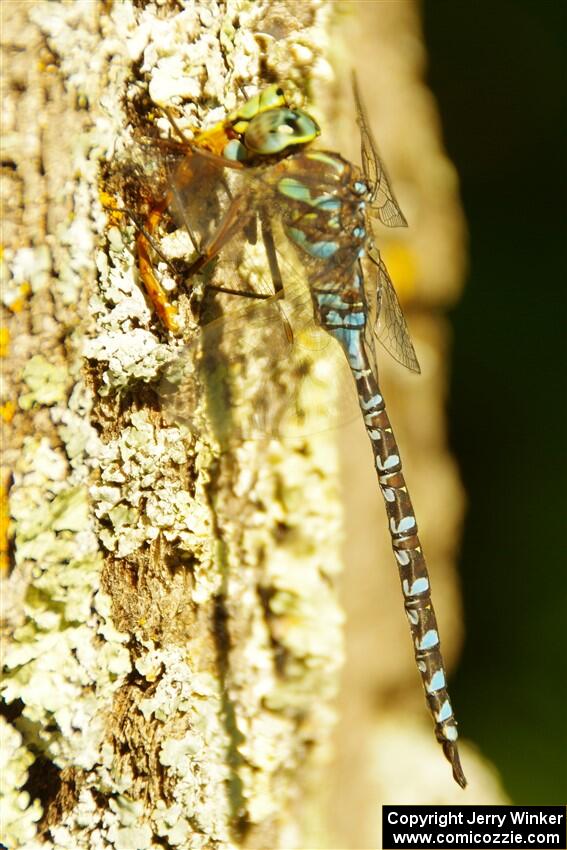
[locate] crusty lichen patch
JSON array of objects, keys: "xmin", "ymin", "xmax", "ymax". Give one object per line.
[
  {"xmin": 226, "ymin": 428, "xmax": 344, "ymax": 828},
  {"xmin": 0, "ymin": 718, "xmax": 44, "ymax": 847},
  {"xmin": 0, "ymin": 431, "xmax": 132, "ymax": 849}
]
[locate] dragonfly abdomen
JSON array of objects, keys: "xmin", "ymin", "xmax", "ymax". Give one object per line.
[{"xmin": 354, "ymin": 341, "xmax": 466, "ymax": 788}]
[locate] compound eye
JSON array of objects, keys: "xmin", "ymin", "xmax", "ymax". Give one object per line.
[{"xmin": 244, "ymin": 108, "xmax": 319, "ymax": 155}]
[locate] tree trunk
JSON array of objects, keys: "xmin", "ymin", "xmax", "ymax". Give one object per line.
[
  {"xmin": 1, "ymin": 2, "xmax": 342, "ymax": 848},
  {"xmin": 1, "ymin": 3, "xmax": 505, "ymax": 849}
]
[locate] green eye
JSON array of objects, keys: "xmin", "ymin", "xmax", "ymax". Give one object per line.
[
  {"xmin": 244, "ymin": 108, "xmax": 320, "ymax": 155},
  {"xmin": 228, "ymin": 84, "xmax": 288, "ymax": 124},
  {"xmin": 258, "ymin": 84, "xmax": 287, "ymax": 112}
]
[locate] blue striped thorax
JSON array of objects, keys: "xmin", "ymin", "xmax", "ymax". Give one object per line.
[{"xmin": 274, "ymin": 150, "xmax": 372, "ymax": 263}]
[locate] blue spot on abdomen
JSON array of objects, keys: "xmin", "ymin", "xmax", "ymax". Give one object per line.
[{"xmin": 287, "ymin": 226, "xmax": 339, "ymax": 259}]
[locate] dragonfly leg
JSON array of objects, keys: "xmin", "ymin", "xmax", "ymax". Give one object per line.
[
  {"xmin": 101, "ymin": 178, "xmax": 180, "ymax": 332},
  {"xmin": 134, "ymin": 149, "xmax": 238, "ymax": 331},
  {"xmin": 160, "ymin": 104, "xmax": 239, "ymax": 159},
  {"xmin": 205, "ymin": 284, "xmax": 271, "ymax": 300},
  {"xmin": 260, "ymin": 214, "xmax": 294, "ymax": 342},
  {"xmin": 260, "ymin": 214, "xmax": 284, "ymax": 296},
  {"xmin": 121, "ymin": 210, "xmax": 179, "ymax": 274},
  {"xmin": 201, "ymin": 213, "xmax": 284, "ymax": 300},
  {"xmin": 136, "ymin": 198, "xmax": 181, "ymax": 333},
  {"xmin": 185, "ymin": 211, "xmax": 286, "ymax": 302}
]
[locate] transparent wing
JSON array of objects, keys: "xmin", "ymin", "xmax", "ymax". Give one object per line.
[
  {"xmin": 157, "ymin": 229, "xmax": 360, "ymax": 444},
  {"xmin": 352, "ymin": 72, "xmax": 408, "ymax": 228},
  {"xmin": 366, "ymin": 245, "xmax": 420, "ymax": 374},
  {"xmin": 145, "ymin": 140, "xmax": 361, "ymax": 442},
  {"xmin": 167, "ymin": 144, "xmax": 244, "ymax": 257}
]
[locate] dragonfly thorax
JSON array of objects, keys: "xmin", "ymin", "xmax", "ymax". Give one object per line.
[{"xmin": 275, "ymin": 150, "xmax": 370, "ymax": 265}]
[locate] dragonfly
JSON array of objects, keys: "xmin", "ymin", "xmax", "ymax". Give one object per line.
[{"xmin": 138, "ymin": 79, "xmax": 467, "ymax": 788}]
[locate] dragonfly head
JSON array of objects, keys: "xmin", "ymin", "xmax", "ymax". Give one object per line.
[{"xmin": 224, "ymin": 107, "xmax": 320, "ymax": 161}]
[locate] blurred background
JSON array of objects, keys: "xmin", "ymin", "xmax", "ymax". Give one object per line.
[
  {"xmin": 423, "ymin": 0, "xmax": 566, "ymax": 804},
  {"xmin": 327, "ymin": 4, "xmax": 565, "ymax": 841}
]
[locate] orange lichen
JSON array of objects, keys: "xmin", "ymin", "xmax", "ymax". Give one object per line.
[
  {"xmin": 0, "ymin": 402, "xmax": 16, "ymax": 423},
  {"xmin": 0, "ymin": 326, "xmax": 10, "ymax": 357},
  {"xmin": 9, "ymin": 282, "xmax": 32, "ymax": 314},
  {"xmin": 99, "ymin": 188, "xmax": 126, "ymax": 227},
  {"xmin": 0, "ymin": 472, "xmax": 12, "ymax": 576}
]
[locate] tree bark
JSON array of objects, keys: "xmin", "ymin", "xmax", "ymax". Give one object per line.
[{"xmin": 1, "ymin": 2, "xmax": 342, "ymax": 848}]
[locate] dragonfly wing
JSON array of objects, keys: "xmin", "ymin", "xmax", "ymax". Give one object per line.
[
  {"xmin": 167, "ymin": 145, "xmax": 239, "ymax": 251},
  {"xmin": 147, "ymin": 138, "xmax": 360, "ymax": 440},
  {"xmin": 158, "ymin": 234, "xmax": 359, "ymax": 443},
  {"xmin": 352, "ymin": 72, "xmax": 408, "ymax": 228},
  {"xmin": 368, "ymin": 249, "xmax": 421, "ymax": 374}
]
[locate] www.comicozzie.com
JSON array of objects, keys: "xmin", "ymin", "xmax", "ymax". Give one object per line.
[{"xmin": 382, "ymin": 805, "xmax": 566, "ymax": 849}]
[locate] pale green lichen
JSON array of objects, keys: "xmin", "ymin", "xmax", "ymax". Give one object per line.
[
  {"xmin": 0, "ymin": 245, "xmax": 51, "ymax": 309},
  {"xmin": 91, "ymin": 411, "xmax": 217, "ymax": 602},
  {"xmin": 134, "ymin": 648, "xmax": 233, "ymax": 846},
  {"xmin": 19, "ymin": 354, "xmax": 70, "ymax": 410},
  {"xmin": 104, "ymin": 799, "xmax": 155, "ymax": 850},
  {"xmin": 1, "ymin": 435, "xmax": 132, "ymax": 849},
  {"xmin": 0, "ymin": 718, "xmax": 44, "ymax": 848},
  {"xmin": 227, "ymin": 428, "xmax": 343, "ymax": 821}
]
